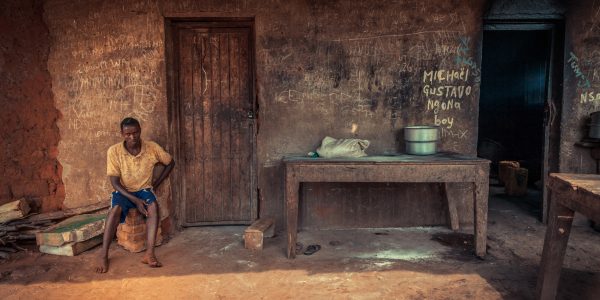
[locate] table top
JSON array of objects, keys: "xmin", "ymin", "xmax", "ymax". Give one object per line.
[
  {"xmin": 283, "ymin": 152, "xmax": 490, "ymax": 165},
  {"xmin": 550, "ymin": 173, "xmax": 600, "ymax": 195}
]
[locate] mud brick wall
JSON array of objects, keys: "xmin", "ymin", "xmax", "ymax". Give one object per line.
[
  {"xmin": 0, "ymin": 0, "xmax": 64, "ymax": 212},
  {"xmin": 41, "ymin": 0, "xmax": 486, "ymax": 228},
  {"xmin": 560, "ymin": 2, "xmax": 600, "ymax": 174}
]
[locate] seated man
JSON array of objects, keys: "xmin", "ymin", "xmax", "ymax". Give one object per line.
[{"xmin": 96, "ymin": 117, "xmax": 175, "ymax": 273}]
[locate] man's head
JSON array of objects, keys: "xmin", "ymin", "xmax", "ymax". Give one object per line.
[{"xmin": 120, "ymin": 117, "xmax": 141, "ymax": 148}]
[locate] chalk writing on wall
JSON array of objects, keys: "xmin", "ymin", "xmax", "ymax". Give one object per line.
[
  {"xmin": 421, "ymin": 68, "xmax": 471, "ymax": 129},
  {"xmin": 568, "ymin": 52, "xmax": 592, "ymax": 89},
  {"xmin": 567, "ymin": 51, "xmax": 600, "ymax": 108},
  {"xmin": 273, "ymin": 30, "xmax": 465, "ymax": 120}
]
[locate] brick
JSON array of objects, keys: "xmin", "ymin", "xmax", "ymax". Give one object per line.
[
  {"xmin": 117, "ymin": 222, "xmax": 162, "ymax": 253},
  {"xmin": 117, "ymin": 230, "xmax": 145, "ymax": 243},
  {"xmin": 124, "ymin": 209, "xmax": 145, "ymax": 225},
  {"xmin": 118, "ymin": 239, "xmax": 145, "ymax": 253},
  {"xmin": 244, "ymin": 218, "xmax": 275, "ymax": 251},
  {"xmin": 119, "ymin": 223, "xmax": 146, "ymax": 234}
]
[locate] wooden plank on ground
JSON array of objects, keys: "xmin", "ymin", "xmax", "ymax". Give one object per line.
[
  {"xmin": 36, "ymin": 214, "xmax": 106, "ymax": 246},
  {"xmin": 39, "ymin": 234, "xmax": 103, "ymax": 256},
  {"xmin": 26, "ymin": 202, "xmax": 108, "ymax": 222}
]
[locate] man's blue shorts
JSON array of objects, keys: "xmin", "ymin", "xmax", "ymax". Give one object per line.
[{"xmin": 110, "ymin": 189, "xmax": 156, "ymax": 223}]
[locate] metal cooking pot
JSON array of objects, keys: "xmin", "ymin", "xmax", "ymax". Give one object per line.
[
  {"xmin": 404, "ymin": 126, "xmax": 439, "ymax": 155},
  {"xmin": 404, "ymin": 125, "xmax": 439, "ymax": 142},
  {"xmin": 405, "ymin": 141, "xmax": 437, "ymax": 155}
]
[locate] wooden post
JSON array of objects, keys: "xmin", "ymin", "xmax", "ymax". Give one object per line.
[
  {"xmin": 474, "ymin": 166, "xmax": 490, "ymax": 258},
  {"xmin": 286, "ymin": 171, "xmax": 300, "ymax": 259}
]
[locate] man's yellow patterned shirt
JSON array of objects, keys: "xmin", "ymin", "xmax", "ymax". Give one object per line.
[{"xmin": 106, "ymin": 140, "xmax": 172, "ymax": 192}]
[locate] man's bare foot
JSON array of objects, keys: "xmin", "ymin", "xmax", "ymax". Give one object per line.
[
  {"xmin": 141, "ymin": 254, "xmax": 162, "ymax": 268},
  {"xmin": 95, "ymin": 256, "xmax": 109, "ymax": 273}
]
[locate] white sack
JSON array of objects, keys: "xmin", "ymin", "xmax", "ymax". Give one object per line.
[{"xmin": 316, "ymin": 136, "xmax": 370, "ymax": 158}]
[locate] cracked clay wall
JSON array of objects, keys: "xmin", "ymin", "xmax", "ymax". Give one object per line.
[{"xmin": 0, "ymin": 0, "xmax": 64, "ymax": 212}]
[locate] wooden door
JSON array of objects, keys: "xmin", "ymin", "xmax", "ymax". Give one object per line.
[{"xmin": 175, "ymin": 23, "xmax": 256, "ymax": 225}]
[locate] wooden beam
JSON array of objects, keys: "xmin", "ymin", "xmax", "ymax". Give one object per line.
[{"xmin": 0, "ymin": 199, "xmax": 30, "ymax": 223}]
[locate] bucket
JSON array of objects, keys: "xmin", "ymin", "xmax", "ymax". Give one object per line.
[{"xmin": 404, "ymin": 126, "xmax": 439, "ymax": 155}]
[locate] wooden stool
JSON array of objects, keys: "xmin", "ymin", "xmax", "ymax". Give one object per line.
[{"xmin": 244, "ymin": 218, "xmax": 275, "ymax": 250}]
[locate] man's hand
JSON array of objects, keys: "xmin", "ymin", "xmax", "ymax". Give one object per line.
[
  {"xmin": 152, "ymin": 160, "xmax": 175, "ymax": 191},
  {"xmin": 133, "ymin": 198, "xmax": 148, "ymax": 216},
  {"xmin": 110, "ymin": 176, "xmax": 149, "ymax": 216}
]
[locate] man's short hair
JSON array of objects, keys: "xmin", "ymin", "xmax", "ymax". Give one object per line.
[{"xmin": 120, "ymin": 117, "xmax": 140, "ymax": 131}]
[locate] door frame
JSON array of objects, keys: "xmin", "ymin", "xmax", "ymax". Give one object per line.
[
  {"xmin": 165, "ymin": 18, "xmax": 258, "ymax": 227},
  {"xmin": 481, "ymin": 20, "xmax": 565, "ymax": 223}
]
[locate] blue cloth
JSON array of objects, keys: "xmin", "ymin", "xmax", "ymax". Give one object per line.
[{"xmin": 110, "ymin": 189, "xmax": 156, "ymax": 223}]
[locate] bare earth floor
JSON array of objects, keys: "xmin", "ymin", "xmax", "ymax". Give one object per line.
[{"xmin": 1, "ymin": 189, "xmax": 599, "ymax": 299}]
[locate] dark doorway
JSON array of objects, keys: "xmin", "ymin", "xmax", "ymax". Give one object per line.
[
  {"xmin": 167, "ymin": 20, "xmax": 257, "ymax": 226},
  {"xmin": 478, "ymin": 24, "xmax": 562, "ymax": 222}
]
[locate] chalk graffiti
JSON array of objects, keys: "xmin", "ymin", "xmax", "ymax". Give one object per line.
[
  {"xmin": 434, "ymin": 114, "xmax": 454, "ymax": 129},
  {"xmin": 421, "ymin": 69, "xmax": 470, "ymax": 130},
  {"xmin": 422, "ymin": 85, "xmax": 471, "ymax": 98},
  {"xmin": 440, "ymin": 128, "xmax": 468, "ymax": 139},
  {"xmin": 568, "ymin": 52, "xmax": 592, "ymax": 89},
  {"xmin": 455, "ymin": 37, "xmax": 476, "ymax": 68},
  {"xmin": 580, "ymin": 91, "xmax": 600, "ymax": 104},
  {"xmin": 427, "ymin": 99, "xmax": 462, "ymax": 114},
  {"xmin": 422, "ymin": 68, "xmax": 470, "ymax": 84}
]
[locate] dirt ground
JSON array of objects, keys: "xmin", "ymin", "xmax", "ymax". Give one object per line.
[{"xmin": 1, "ymin": 187, "xmax": 599, "ymax": 300}]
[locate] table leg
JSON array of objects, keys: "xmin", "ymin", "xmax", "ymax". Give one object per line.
[
  {"xmin": 473, "ymin": 179, "xmax": 489, "ymax": 258},
  {"xmin": 443, "ymin": 183, "xmax": 460, "ymax": 231},
  {"xmin": 536, "ymin": 195, "xmax": 575, "ymax": 300},
  {"xmin": 286, "ymin": 175, "xmax": 300, "ymax": 259}
]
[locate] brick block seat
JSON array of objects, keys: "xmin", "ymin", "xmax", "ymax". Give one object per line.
[{"xmin": 116, "ymin": 209, "xmax": 162, "ymax": 253}]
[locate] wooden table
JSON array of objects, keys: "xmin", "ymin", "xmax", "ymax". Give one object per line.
[
  {"xmin": 283, "ymin": 153, "xmax": 490, "ymax": 259},
  {"xmin": 537, "ymin": 173, "xmax": 600, "ymax": 299}
]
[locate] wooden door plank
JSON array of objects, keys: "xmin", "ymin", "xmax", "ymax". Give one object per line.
[
  {"xmin": 209, "ymin": 33, "xmax": 222, "ymax": 221},
  {"xmin": 198, "ymin": 33, "xmax": 213, "ymax": 222},
  {"xmin": 199, "ymin": 34, "xmax": 210, "ymax": 222},
  {"xmin": 200, "ymin": 33, "xmax": 214, "ymax": 222},
  {"xmin": 219, "ymin": 33, "xmax": 232, "ymax": 221},
  {"xmin": 192, "ymin": 33, "xmax": 207, "ymax": 223},
  {"xmin": 229, "ymin": 33, "xmax": 242, "ymax": 221},
  {"xmin": 178, "ymin": 29, "xmax": 196, "ymax": 224},
  {"xmin": 238, "ymin": 31, "xmax": 252, "ymax": 220}
]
